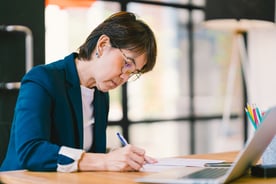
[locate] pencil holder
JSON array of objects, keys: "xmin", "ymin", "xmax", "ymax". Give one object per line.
[{"xmin": 262, "ymin": 135, "xmax": 276, "ymax": 165}]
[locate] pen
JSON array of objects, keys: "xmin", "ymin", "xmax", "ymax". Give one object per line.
[
  {"xmin": 116, "ymin": 132, "xmax": 154, "ymax": 165},
  {"xmin": 116, "ymin": 132, "xmax": 128, "ymax": 146}
]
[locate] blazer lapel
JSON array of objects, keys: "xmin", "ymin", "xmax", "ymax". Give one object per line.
[
  {"xmin": 92, "ymin": 89, "xmax": 109, "ymax": 153},
  {"xmin": 67, "ymin": 86, "xmax": 83, "ymax": 148},
  {"xmin": 65, "ymin": 54, "xmax": 83, "ymax": 148}
]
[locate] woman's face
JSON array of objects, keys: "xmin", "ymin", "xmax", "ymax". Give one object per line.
[{"xmin": 93, "ymin": 43, "xmax": 146, "ymax": 92}]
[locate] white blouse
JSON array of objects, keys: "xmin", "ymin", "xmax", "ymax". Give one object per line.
[
  {"xmin": 80, "ymin": 85, "xmax": 95, "ymax": 151},
  {"xmin": 57, "ymin": 85, "xmax": 95, "ymax": 172}
]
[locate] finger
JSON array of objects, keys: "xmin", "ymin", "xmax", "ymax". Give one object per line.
[
  {"xmin": 124, "ymin": 149, "xmax": 146, "ymax": 170},
  {"xmin": 129, "ymin": 150, "xmax": 145, "ymax": 164},
  {"xmin": 127, "ymin": 157, "xmax": 144, "ymax": 171},
  {"xmin": 144, "ymin": 155, "xmax": 158, "ymax": 164},
  {"xmin": 130, "ymin": 145, "xmax": 146, "ymax": 156}
]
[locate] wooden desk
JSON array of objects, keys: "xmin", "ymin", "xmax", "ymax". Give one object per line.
[{"xmin": 1, "ymin": 151, "xmax": 276, "ymax": 184}]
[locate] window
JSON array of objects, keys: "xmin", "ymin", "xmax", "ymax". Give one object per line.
[{"xmin": 45, "ymin": 0, "xmax": 244, "ymax": 157}]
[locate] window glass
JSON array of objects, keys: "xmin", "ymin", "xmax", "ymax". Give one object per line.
[
  {"xmin": 195, "ymin": 119, "xmax": 243, "ymax": 153},
  {"xmin": 127, "ymin": 4, "xmax": 190, "ymax": 121},
  {"xmin": 129, "ymin": 121, "xmax": 190, "ymax": 157}
]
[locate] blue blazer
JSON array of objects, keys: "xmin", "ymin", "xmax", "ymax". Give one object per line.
[{"xmin": 0, "ymin": 53, "xmax": 109, "ymax": 171}]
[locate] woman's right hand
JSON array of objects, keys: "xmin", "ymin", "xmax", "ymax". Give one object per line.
[
  {"xmin": 78, "ymin": 144, "xmax": 156, "ymax": 172},
  {"xmin": 104, "ymin": 144, "xmax": 147, "ymax": 171}
]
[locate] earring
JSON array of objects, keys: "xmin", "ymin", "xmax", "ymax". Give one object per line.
[{"xmin": 95, "ymin": 52, "xmax": 99, "ymax": 58}]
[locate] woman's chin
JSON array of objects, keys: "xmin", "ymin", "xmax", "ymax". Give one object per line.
[{"xmin": 97, "ymin": 83, "xmax": 115, "ymax": 92}]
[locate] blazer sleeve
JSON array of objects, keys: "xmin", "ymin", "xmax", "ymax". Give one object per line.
[{"xmin": 13, "ymin": 66, "xmax": 83, "ymax": 171}]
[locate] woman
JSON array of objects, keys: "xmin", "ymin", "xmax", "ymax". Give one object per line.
[{"xmin": 0, "ymin": 11, "xmax": 157, "ymax": 172}]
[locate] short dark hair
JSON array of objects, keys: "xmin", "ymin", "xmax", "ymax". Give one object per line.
[{"xmin": 78, "ymin": 11, "xmax": 157, "ymax": 73}]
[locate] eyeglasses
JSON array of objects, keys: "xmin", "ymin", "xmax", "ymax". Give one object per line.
[{"xmin": 112, "ymin": 42, "xmax": 142, "ymax": 81}]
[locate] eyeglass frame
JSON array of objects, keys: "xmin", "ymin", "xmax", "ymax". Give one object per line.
[{"xmin": 112, "ymin": 42, "xmax": 142, "ymax": 81}]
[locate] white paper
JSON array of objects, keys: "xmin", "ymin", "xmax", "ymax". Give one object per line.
[{"xmin": 140, "ymin": 158, "xmax": 225, "ymax": 172}]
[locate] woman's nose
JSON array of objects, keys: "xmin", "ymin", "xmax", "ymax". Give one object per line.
[{"xmin": 119, "ymin": 73, "xmax": 130, "ymax": 82}]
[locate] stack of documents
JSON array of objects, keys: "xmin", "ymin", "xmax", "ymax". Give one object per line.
[{"xmin": 141, "ymin": 158, "xmax": 225, "ymax": 172}]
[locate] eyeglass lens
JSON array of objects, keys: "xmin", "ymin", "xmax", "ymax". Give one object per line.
[{"xmin": 122, "ymin": 62, "xmax": 136, "ymax": 74}]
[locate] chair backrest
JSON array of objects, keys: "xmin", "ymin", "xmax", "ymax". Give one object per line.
[
  {"xmin": 0, "ymin": 89, "xmax": 18, "ymax": 165},
  {"xmin": 0, "ymin": 27, "xmax": 25, "ymax": 165}
]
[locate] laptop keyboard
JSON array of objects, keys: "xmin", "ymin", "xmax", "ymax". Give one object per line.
[{"xmin": 182, "ymin": 168, "xmax": 229, "ymax": 179}]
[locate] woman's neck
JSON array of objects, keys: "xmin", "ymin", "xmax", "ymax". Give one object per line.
[{"xmin": 75, "ymin": 58, "xmax": 96, "ymax": 89}]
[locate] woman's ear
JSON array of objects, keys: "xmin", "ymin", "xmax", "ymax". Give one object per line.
[{"xmin": 95, "ymin": 35, "xmax": 111, "ymax": 57}]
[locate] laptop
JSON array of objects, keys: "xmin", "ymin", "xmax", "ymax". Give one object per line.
[{"xmin": 136, "ymin": 106, "xmax": 276, "ymax": 184}]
